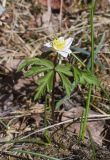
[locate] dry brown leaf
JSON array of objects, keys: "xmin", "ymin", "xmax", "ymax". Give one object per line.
[
  {"xmin": 30, "ymin": 103, "xmax": 44, "ymax": 128},
  {"xmin": 61, "ymin": 106, "xmax": 83, "ymax": 121},
  {"xmin": 38, "ymin": 0, "xmax": 72, "ymax": 9},
  {"xmin": 100, "ymin": 0, "xmax": 110, "ymax": 11},
  {"xmin": 42, "ymin": 11, "xmax": 59, "ymax": 34},
  {"xmin": 38, "ymin": 0, "xmax": 61, "ymax": 9},
  {"xmin": 61, "ymin": 107, "xmax": 104, "ymax": 145},
  {"xmin": 31, "ymin": 113, "xmax": 42, "ymax": 128}
]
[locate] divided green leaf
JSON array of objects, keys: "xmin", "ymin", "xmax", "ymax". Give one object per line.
[
  {"xmin": 34, "ymin": 71, "xmax": 54, "ymax": 100},
  {"xmin": 87, "ymin": 33, "xmax": 105, "ymax": 69},
  {"xmin": 17, "ymin": 58, "xmax": 54, "ymax": 72},
  {"xmin": 17, "ymin": 58, "xmax": 39, "ymax": 71},
  {"xmin": 94, "ymin": 32, "xmax": 105, "ymax": 56},
  {"xmin": 73, "ymin": 67, "xmax": 99, "ymax": 86},
  {"xmin": 24, "ymin": 66, "xmax": 50, "ymax": 77},
  {"xmin": 55, "ymin": 64, "xmax": 73, "ymax": 76},
  {"xmin": 35, "ymin": 59, "xmax": 54, "ymax": 69},
  {"xmin": 58, "ymin": 72, "xmax": 72, "ymax": 96}
]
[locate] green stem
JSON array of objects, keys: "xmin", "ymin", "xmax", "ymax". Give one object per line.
[
  {"xmin": 90, "ymin": 0, "xmax": 95, "ymax": 73},
  {"xmin": 80, "ymin": 0, "xmax": 96, "ymax": 140},
  {"xmin": 44, "ymin": 97, "xmax": 51, "ymax": 143},
  {"xmin": 71, "ymin": 53, "xmax": 85, "ymax": 67},
  {"xmin": 0, "ymin": 119, "xmax": 7, "ymax": 129},
  {"xmin": 51, "ymin": 54, "xmax": 57, "ymax": 122},
  {"xmin": 81, "ymin": 85, "xmax": 92, "ymax": 140}
]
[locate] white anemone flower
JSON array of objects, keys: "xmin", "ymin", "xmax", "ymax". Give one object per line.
[{"xmin": 44, "ymin": 37, "xmax": 73, "ymax": 58}]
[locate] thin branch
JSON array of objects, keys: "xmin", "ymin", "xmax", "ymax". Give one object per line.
[{"xmin": 20, "ymin": 114, "xmax": 110, "ymax": 140}]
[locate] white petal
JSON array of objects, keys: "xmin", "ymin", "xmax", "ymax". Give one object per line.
[
  {"xmin": 58, "ymin": 37, "xmax": 64, "ymax": 41},
  {"xmin": 65, "ymin": 48, "xmax": 72, "ymax": 54},
  {"xmin": 57, "ymin": 50, "xmax": 69, "ymax": 58},
  {"xmin": 65, "ymin": 38, "xmax": 73, "ymax": 49},
  {"xmin": 44, "ymin": 42, "xmax": 52, "ymax": 48}
]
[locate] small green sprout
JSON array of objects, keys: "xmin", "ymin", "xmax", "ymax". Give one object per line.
[
  {"xmin": 17, "ymin": 36, "xmax": 99, "ymax": 122},
  {"xmin": 18, "ymin": 37, "xmax": 73, "ymax": 120}
]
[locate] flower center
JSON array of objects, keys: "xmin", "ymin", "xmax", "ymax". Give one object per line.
[{"xmin": 53, "ymin": 38, "xmax": 66, "ymax": 50}]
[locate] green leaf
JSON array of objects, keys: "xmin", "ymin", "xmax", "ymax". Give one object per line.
[
  {"xmin": 34, "ymin": 83, "xmax": 47, "ymax": 100},
  {"xmin": 82, "ymin": 70, "xmax": 99, "ymax": 85},
  {"xmin": 58, "ymin": 72, "xmax": 72, "ymax": 96},
  {"xmin": 17, "ymin": 58, "xmax": 54, "ymax": 72},
  {"xmin": 47, "ymin": 72, "xmax": 54, "ymax": 92},
  {"xmin": 55, "ymin": 64, "xmax": 73, "ymax": 76},
  {"xmin": 34, "ymin": 59, "xmax": 54, "ymax": 69},
  {"xmin": 17, "ymin": 58, "xmax": 39, "ymax": 71},
  {"xmin": 73, "ymin": 67, "xmax": 99, "ymax": 86},
  {"xmin": 34, "ymin": 71, "xmax": 54, "ymax": 100},
  {"xmin": 73, "ymin": 67, "xmax": 81, "ymax": 83},
  {"xmin": 55, "ymin": 96, "xmax": 69, "ymax": 109},
  {"xmin": 87, "ymin": 33, "xmax": 105, "ymax": 69},
  {"xmin": 24, "ymin": 66, "xmax": 50, "ymax": 77},
  {"xmin": 94, "ymin": 32, "xmax": 105, "ymax": 56},
  {"xmin": 70, "ymin": 46, "xmax": 90, "ymax": 56}
]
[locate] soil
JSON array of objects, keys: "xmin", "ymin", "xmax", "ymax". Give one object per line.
[{"xmin": 0, "ymin": 0, "xmax": 110, "ymax": 159}]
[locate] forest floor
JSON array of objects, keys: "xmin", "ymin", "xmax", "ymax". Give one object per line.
[{"xmin": 0, "ymin": 0, "xmax": 110, "ymax": 159}]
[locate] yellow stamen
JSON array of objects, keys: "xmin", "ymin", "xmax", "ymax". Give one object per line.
[{"xmin": 53, "ymin": 38, "xmax": 66, "ymax": 50}]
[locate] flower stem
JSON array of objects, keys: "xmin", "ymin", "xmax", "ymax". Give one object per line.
[
  {"xmin": 90, "ymin": 0, "xmax": 95, "ymax": 73},
  {"xmin": 79, "ymin": 85, "xmax": 92, "ymax": 140},
  {"xmin": 79, "ymin": 0, "xmax": 96, "ymax": 140},
  {"xmin": 51, "ymin": 54, "xmax": 58, "ymax": 122}
]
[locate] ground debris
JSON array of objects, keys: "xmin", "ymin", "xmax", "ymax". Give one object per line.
[{"xmin": 0, "ymin": 0, "xmax": 110, "ymax": 159}]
